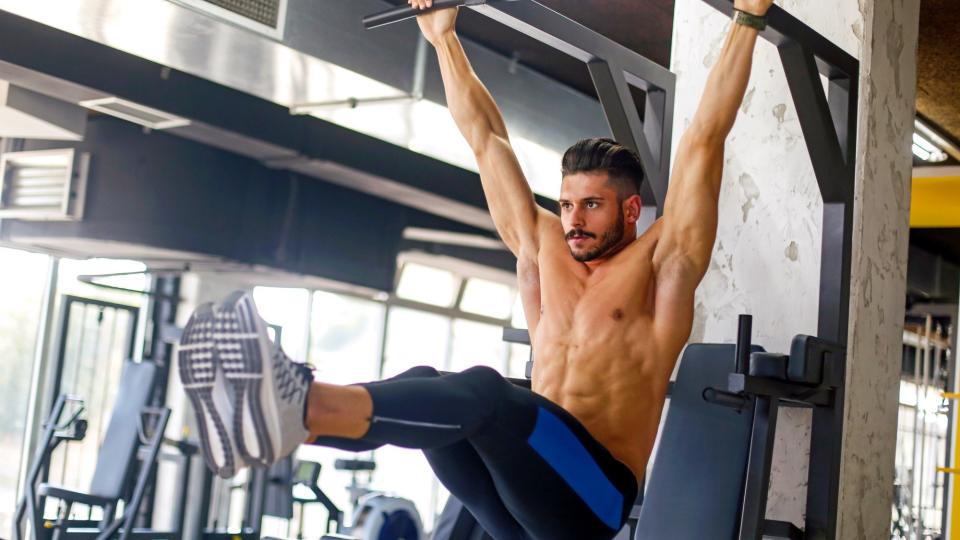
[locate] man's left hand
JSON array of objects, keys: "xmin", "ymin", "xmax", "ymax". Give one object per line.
[{"xmin": 733, "ymin": 0, "xmax": 774, "ymax": 17}]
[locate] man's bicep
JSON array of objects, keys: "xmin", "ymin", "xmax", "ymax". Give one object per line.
[
  {"xmin": 655, "ymin": 135, "xmax": 724, "ymax": 272},
  {"xmin": 475, "ymin": 135, "xmax": 542, "ymax": 256}
]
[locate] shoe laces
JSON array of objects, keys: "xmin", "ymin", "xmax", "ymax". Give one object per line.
[{"xmin": 272, "ymin": 345, "xmax": 314, "ymax": 404}]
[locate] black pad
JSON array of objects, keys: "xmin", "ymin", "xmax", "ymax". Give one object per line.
[
  {"xmin": 635, "ymin": 344, "xmax": 753, "ymax": 540},
  {"xmin": 88, "ymin": 361, "xmax": 157, "ymax": 500},
  {"xmin": 334, "ymin": 458, "xmax": 376, "ymax": 471},
  {"xmin": 788, "ymin": 334, "xmax": 842, "ymax": 384},
  {"xmin": 749, "ymin": 352, "xmax": 789, "ymax": 380}
]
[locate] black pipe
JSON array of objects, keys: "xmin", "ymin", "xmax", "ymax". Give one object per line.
[
  {"xmin": 363, "ymin": 0, "xmax": 474, "ymax": 30},
  {"xmin": 702, "ymin": 388, "xmax": 750, "ymax": 411},
  {"xmin": 735, "ymin": 314, "xmax": 753, "ymax": 374}
]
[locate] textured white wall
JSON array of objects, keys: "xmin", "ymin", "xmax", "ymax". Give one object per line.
[{"xmin": 670, "ymin": 0, "xmax": 912, "ymax": 531}]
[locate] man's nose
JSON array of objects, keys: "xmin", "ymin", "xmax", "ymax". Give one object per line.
[{"xmin": 569, "ymin": 206, "xmax": 585, "ymax": 227}]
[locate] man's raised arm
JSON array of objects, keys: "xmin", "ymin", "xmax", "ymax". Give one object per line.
[
  {"xmin": 651, "ymin": 0, "xmax": 774, "ymax": 344},
  {"xmin": 654, "ymin": 0, "xmax": 774, "ymax": 279},
  {"xmin": 416, "ymin": 4, "xmax": 546, "ymax": 257}
]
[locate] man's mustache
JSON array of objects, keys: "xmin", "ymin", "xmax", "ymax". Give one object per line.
[{"xmin": 566, "ymin": 229, "xmax": 596, "ymax": 240}]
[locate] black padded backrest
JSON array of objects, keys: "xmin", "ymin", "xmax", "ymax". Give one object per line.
[
  {"xmin": 635, "ymin": 344, "xmax": 754, "ymax": 540},
  {"xmin": 89, "ymin": 361, "xmax": 157, "ymax": 499}
]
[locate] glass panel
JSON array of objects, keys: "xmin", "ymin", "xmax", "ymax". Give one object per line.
[
  {"xmin": 0, "ymin": 247, "xmax": 49, "ymax": 533},
  {"xmin": 380, "ymin": 307, "xmax": 450, "ymax": 378},
  {"xmin": 448, "ymin": 319, "xmax": 507, "ymax": 374},
  {"xmin": 253, "ymin": 286, "xmax": 310, "ymax": 360},
  {"xmin": 395, "ymin": 263, "xmax": 459, "ymax": 308},
  {"xmin": 511, "ymin": 294, "xmax": 529, "ymax": 329},
  {"xmin": 459, "ymin": 278, "xmax": 514, "ymax": 320},
  {"xmin": 307, "ymin": 291, "xmax": 385, "ymax": 385}
]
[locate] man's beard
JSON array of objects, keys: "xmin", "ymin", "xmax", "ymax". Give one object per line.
[{"xmin": 568, "ymin": 209, "xmax": 626, "ymax": 262}]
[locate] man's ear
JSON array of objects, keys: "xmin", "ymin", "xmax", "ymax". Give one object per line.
[{"xmin": 623, "ymin": 194, "xmax": 642, "ymax": 224}]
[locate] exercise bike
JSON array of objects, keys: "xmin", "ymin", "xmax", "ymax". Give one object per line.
[{"xmin": 276, "ymin": 457, "xmax": 423, "ymax": 540}]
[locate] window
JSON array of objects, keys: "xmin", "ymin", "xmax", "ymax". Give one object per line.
[
  {"xmin": 380, "ymin": 307, "xmax": 451, "ymax": 378},
  {"xmin": 308, "ymin": 291, "xmax": 385, "ymax": 384},
  {"xmin": 395, "ymin": 263, "xmax": 460, "ymax": 308},
  {"xmin": 459, "ymin": 278, "xmax": 514, "ymax": 320},
  {"xmin": 253, "ymin": 286, "xmax": 311, "ymax": 359},
  {"xmin": 449, "ymin": 319, "xmax": 508, "ymax": 373},
  {"xmin": 0, "ymin": 247, "xmax": 50, "ymax": 533}
]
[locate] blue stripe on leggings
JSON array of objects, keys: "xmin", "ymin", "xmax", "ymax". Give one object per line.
[{"xmin": 527, "ymin": 407, "xmax": 623, "ymax": 529}]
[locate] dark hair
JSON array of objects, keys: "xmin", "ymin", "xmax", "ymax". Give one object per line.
[{"xmin": 561, "ymin": 138, "xmax": 644, "ymax": 199}]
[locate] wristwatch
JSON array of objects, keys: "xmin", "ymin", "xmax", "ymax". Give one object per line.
[{"xmin": 733, "ymin": 8, "xmax": 767, "ymax": 31}]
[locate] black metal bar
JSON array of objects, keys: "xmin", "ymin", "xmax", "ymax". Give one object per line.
[
  {"xmin": 702, "ymin": 387, "xmax": 751, "ymax": 411},
  {"xmin": 778, "ymin": 43, "xmax": 849, "ymax": 203},
  {"xmin": 473, "ymin": 1, "xmax": 674, "ymax": 90},
  {"xmin": 587, "ymin": 60, "xmax": 662, "ymax": 209},
  {"xmin": 362, "ymin": 0, "xmax": 495, "ymax": 30},
  {"xmin": 701, "ymin": 0, "xmax": 858, "ymax": 79},
  {"xmin": 738, "ymin": 396, "xmax": 780, "ymax": 540},
  {"xmin": 763, "ymin": 519, "xmax": 804, "ymax": 540},
  {"xmin": 465, "ymin": 0, "xmax": 675, "ymax": 208},
  {"xmin": 142, "ymin": 275, "xmax": 180, "ymax": 525},
  {"xmin": 502, "ymin": 327, "xmax": 531, "ymax": 345},
  {"xmin": 727, "ymin": 374, "xmax": 830, "ymax": 406},
  {"xmin": 735, "ymin": 315, "xmax": 753, "ymax": 374}
]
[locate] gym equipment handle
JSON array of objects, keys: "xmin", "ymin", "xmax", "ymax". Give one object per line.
[{"xmin": 363, "ymin": 0, "xmax": 502, "ymax": 30}]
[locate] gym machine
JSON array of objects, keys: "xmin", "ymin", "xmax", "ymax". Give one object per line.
[
  {"xmin": 363, "ymin": 0, "xmax": 858, "ymax": 537},
  {"xmin": 12, "ymin": 361, "xmax": 194, "ymax": 540}
]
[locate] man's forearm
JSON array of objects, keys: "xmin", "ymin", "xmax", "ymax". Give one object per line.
[
  {"xmin": 687, "ymin": 22, "xmax": 760, "ymax": 141},
  {"xmin": 433, "ymin": 32, "xmax": 509, "ymax": 151}
]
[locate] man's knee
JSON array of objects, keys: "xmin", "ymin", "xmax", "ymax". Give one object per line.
[
  {"xmin": 396, "ymin": 365, "xmax": 442, "ymax": 379},
  {"xmin": 459, "ymin": 366, "xmax": 510, "ymax": 396}
]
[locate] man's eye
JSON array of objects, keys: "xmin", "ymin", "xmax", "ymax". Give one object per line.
[{"xmin": 587, "ymin": 202, "xmax": 598, "ymax": 208}]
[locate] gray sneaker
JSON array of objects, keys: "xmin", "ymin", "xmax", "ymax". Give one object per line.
[
  {"xmin": 177, "ymin": 303, "xmax": 241, "ymax": 478},
  {"xmin": 215, "ymin": 291, "xmax": 312, "ymax": 468}
]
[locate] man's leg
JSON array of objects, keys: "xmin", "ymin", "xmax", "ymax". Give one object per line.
[
  {"xmin": 308, "ymin": 366, "xmax": 636, "ymax": 540},
  {"xmin": 309, "ymin": 366, "xmax": 527, "ymax": 539}
]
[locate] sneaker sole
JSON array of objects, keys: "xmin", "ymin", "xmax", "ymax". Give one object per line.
[
  {"xmin": 216, "ymin": 291, "xmax": 280, "ymax": 467},
  {"xmin": 178, "ymin": 303, "xmax": 237, "ymax": 478}
]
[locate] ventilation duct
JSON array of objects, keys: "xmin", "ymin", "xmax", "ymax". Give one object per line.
[
  {"xmin": 0, "ymin": 81, "xmax": 86, "ymax": 140},
  {"xmin": 0, "ymin": 148, "xmax": 88, "ymax": 220},
  {"xmin": 169, "ymin": 0, "xmax": 287, "ymax": 39}
]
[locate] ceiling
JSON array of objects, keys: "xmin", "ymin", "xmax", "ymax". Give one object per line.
[{"xmin": 916, "ymin": 0, "xmax": 960, "ymax": 156}]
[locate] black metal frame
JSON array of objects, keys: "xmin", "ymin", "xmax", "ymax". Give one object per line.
[
  {"xmin": 369, "ymin": 0, "xmax": 858, "ymax": 537},
  {"xmin": 47, "ymin": 295, "xmax": 141, "ymax": 413},
  {"xmin": 365, "ymin": 0, "xmax": 676, "ymax": 216},
  {"xmin": 698, "ymin": 2, "xmax": 858, "ymax": 538}
]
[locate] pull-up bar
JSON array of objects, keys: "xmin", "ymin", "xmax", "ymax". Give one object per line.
[{"xmin": 363, "ymin": 0, "xmax": 676, "ymax": 220}]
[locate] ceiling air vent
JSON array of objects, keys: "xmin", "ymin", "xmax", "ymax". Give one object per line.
[
  {"xmin": 171, "ymin": 0, "xmax": 287, "ymax": 39},
  {"xmin": 0, "ymin": 149, "xmax": 89, "ymax": 221},
  {"xmin": 79, "ymin": 97, "xmax": 190, "ymax": 130}
]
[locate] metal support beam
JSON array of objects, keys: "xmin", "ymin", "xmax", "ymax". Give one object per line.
[
  {"xmin": 363, "ymin": 0, "xmax": 676, "ymax": 211},
  {"xmin": 701, "ymin": 2, "xmax": 859, "ymax": 538},
  {"xmin": 739, "ymin": 396, "xmax": 780, "ymax": 540},
  {"xmin": 471, "ymin": 0, "xmax": 676, "ymax": 211}
]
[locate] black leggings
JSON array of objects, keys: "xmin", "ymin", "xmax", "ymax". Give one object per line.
[{"xmin": 311, "ymin": 366, "xmax": 638, "ymax": 540}]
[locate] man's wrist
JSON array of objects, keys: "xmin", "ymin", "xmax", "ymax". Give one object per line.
[{"xmin": 732, "ymin": 8, "xmax": 767, "ymax": 31}]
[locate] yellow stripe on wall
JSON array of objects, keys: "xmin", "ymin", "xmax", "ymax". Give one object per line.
[{"xmin": 911, "ymin": 175, "xmax": 960, "ymax": 228}]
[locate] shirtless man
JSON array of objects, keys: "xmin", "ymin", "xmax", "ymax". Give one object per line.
[{"xmin": 178, "ymin": 1, "xmax": 774, "ymax": 538}]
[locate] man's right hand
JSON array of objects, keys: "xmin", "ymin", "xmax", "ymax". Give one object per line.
[{"xmin": 410, "ymin": 0, "xmax": 459, "ymax": 45}]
